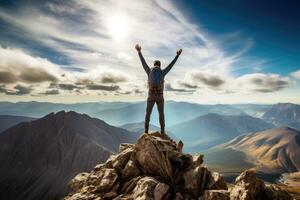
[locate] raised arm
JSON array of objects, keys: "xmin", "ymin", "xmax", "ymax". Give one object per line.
[
  {"xmin": 162, "ymin": 49, "xmax": 182, "ymax": 76},
  {"xmin": 135, "ymin": 44, "xmax": 150, "ymax": 75}
]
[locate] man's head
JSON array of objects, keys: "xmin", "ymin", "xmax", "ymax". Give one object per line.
[{"xmin": 153, "ymin": 60, "xmax": 161, "ymax": 67}]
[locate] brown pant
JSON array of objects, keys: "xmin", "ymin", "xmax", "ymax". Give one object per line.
[{"xmin": 145, "ymin": 93, "xmax": 165, "ymax": 133}]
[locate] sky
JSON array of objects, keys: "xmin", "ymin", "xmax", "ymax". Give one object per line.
[{"xmin": 0, "ymin": 0, "xmax": 299, "ymax": 104}]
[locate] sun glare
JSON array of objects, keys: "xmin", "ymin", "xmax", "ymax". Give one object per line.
[{"xmin": 106, "ymin": 13, "xmax": 130, "ymax": 41}]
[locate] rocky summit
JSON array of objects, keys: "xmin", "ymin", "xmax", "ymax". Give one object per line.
[{"xmin": 64, "ymin": 132, "xmax": 293, "ymax": 200}]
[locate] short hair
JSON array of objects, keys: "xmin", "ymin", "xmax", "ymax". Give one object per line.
[{"xmin": 153, "ymin": 60, "xmax": 161, "ymax": 67}]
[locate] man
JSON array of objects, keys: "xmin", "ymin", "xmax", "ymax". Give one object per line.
[{"xmin": 135, "ymin": 44, "xmax": 182, "ymax": 134}]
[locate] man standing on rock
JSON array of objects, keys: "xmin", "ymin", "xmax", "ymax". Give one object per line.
[{"xmin": 135, "ymin": 44, "xmax": 182, "ymax": 134}]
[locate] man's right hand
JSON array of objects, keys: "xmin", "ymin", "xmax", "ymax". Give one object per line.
[{"xmin": 135, "ymin": 44, "xmax": 141, "ymax": 52}]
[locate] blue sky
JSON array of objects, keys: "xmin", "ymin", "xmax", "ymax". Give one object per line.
[
  {"xmin": 177, "ymin": 0, "xmax": 300, "ymax": 75},
  {"xmin": 0, "ymin": 0, "xmax": 299, "ymax": 103}
]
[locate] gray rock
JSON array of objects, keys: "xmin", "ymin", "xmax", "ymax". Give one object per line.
[
  {"xmin": 154, "ymin": 182, "xmax": 169, "ymax": 200},
  {"xmin": 111, "ymin": 147, "xmax": 133, "ymax": 172},
  {"xmin": 183, "ymin": 166, "xmax": 209, "ymax": 198},
  {"xmin": 64, "ymin": 192, "xmax": 99, "ymax": 200},
  {"xmin": 175, "ymin": 192, "xmax": 184, "ymax": 200},
  {"xmin": 132, "ymin": 177, "xmax": 158, "ymax": 200},
  {"xmin": 134, "ymin": 133, "xmax": 175, "ymax": 180},
  {"xmin": 263, "ymin": 185, "xmax": 293, "ymax": 200},
  {"xmin": 121, "ymin": 176, "xmax": 141, "ymax": 194},
  {"xmin": 206, "ymin": 172, "xmax": 228, "ymax": 190},
  {"xmin": 192, "ymin": 154, "xmax": 204, "ymax": 167},
  {"xmin": 122, "ymin": 160, "xmax": 140, "ymax": 180},
  {"xmin": 68, "ymin": 172, "xmax": 89, "ymax": 192},
  {"xmin": 119, "ymin": 143, "xmax": 134, "ymax": 153},
  {"xmin": 199, "ymin": 190, "xmax": 230, "ymax": 200},
  {"xmin": 65, "ymin": 133, "xmax": 238, "ymax": 200}
]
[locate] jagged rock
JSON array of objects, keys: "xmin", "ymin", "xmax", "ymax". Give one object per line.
[
  {"xmin": 65, "ymin": 133, "xmax": 230, "ymax": 200},
  {"xmin": 111, "ymin": 147, "xmax": 133, "ymax": 172},
  {"xmin": 192, "ymin": 154, "xmax": 203, "ymax": 167},
  {"xmin": 183, "ymin": 166, "xmax": 209, "ymax": 198},
  {"xmin": 177, "ymin": 140, "xmax": 184, "ymax": 152},
  {"xmin": 65, "ymin": 132, "xmax": 296, "ymax": 200},
  {"xmin": 64, "ymin": 192, "xmax": 99, "ymax": 200},
  {"xmin": 119, "ymin": 143, "xmax": 134, "ymax": 153},
  {"xmin": 199, "ymin": 190, "xmax": 230, "ymax": 200},
  {"xmin": 175, "ymin": 192, "xmax": 184, "ymax": 200},
  {"xmin": 134, "ymin": 133, "xmax": 176, "ymax": 180},
  {"xmin": 103, "ymin": 190, "xmax": 118, "ymax": 199},
  {"xmin": 69, "ymin": 172, "xmax": 89, "ymax": 192},
  {"xmin": 122, "ymin": 160, "xmax": 140, "ymax": 180},
  {"xmin": 132, "ymin": 176, "xmax": 159, "ymax": 200},
  {"xmin": 206, "ymin": 172, "xmax": 228, "ymax": 190},
  {"xmin": 230, "ymin": 170, "xmax": 265, "ymax": 200},
  {"xmin": 264, "ymin": 185, "xmax": 293, "ymax": 200},
  {"xmin": 85, "ymin": 168, "xmax": 119, "ymax": 194},
  {"xmin": 154, "ymin": 182, "xmax": 169, "ymax": 200},
  {"xmin": 230, "ymin": 170, "xmax": 292, "ymax": 200},
  {"xmin": 121, "ymin": 176, "xmax": 141, "ymax": 194}
]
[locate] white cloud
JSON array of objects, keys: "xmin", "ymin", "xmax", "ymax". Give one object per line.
[
  {"xmin": 0, "ymin": 0, "xmax": 295, "ymax": 101},
  {"xmin": 290, "ymin": 70, "xmax": 300, "ymax": 79},
  {"xmin": 235, "ymin": 73, "xmax": 291, "ymax": 93},
  {"xmin": 0, "ymin": 0, "xmax": 246, "ymax": 76},
  {"xmin": 166, "ymin": 71, "xmax": 291, "ymax": 95},
  {"xmin": 0, "ymin": 47, "xmax": 61, "ymax": 84}
]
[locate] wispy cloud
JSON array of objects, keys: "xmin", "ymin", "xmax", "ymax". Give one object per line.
[{"xmin": 0, "ymin": 0, "xmax": 296, "ymax": 102}]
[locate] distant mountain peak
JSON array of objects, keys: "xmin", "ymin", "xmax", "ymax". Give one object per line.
[
  {"xmin": 213, "ymin": 127, "xmax": 300, "ymax": 173},
  {"xmin": 0, "ymin": 111, "xmax": 138, "ymax": 200},
  {"xmin": 262, "ymin": 103, "xmax": 300, "ymax": 130}
]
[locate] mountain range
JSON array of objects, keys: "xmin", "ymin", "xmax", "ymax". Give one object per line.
[
  {"xmin": 0, "ymin": 101, "xmax": 246, "ymax": 126},
  {"xmin": 263, "ymin": 103, "xmax": 300, "ymax": 130},
  {"xmin": 0, "ymin": 111, "xmax": 137, "ymax": 200},
  {"xmin": 0, "ymin": 101, "xmax": 299, "ymax": 199},
  {"xmin": 169, "ymin": 113, "xmax": 274, "ymax": 152},
  {"xmin": 0, "ymin": 115, "xmax": 35, "ymax": 133},
  {"xmin": 1, "ymin": 102, "xmax": 299, "ymax": 129},
  {"xmin": 205, "ymin": 127, "xmax": 300, "ymax": 175}
]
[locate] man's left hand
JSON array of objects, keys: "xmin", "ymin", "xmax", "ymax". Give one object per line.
[{"xmin": 176, "ymin": 49, "xmax": 182, "ymax": 56}]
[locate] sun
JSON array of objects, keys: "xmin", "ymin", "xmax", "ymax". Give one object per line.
[{"xmin": 106, "ymin": 13, "xmax": 131, "ymax": 41}]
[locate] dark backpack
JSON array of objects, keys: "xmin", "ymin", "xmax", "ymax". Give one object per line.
[{"xmin": 148, "ymin": 67, "xmax": 163, "ymax": 93}]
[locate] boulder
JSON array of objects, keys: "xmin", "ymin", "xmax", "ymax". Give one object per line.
[
  {"xmin": 111, "ymin": 147, "xmax": 133, "ymax": 172},
  {"xmin": 192, "ymin": 154, "xmax": 204, "ymax": 167},
  {"xmin": 68, "ymin": 172, "xmax": 89, "ymax": 192},
  {"xmin": 154, "ymin": 182, "xmax": 169, "ymax": 200},
  {"xmin": 230, "ymin": 170, "xmax": 265, "ymax": 200},
  {"xmin": 65, "ymin": 133, "xmax": 232, "ymax": 200},
  {"xmin": 64, "ymin": 192, "xmax": 99, "ymax": 200},
  {"xmin": 96, "ymin": 168, "xmax": 119, "ymax": 193},
  {"xmin": 175, "ymin": 192, "xmax": 184, "ymax": 200},
  {"xmin": 134, "ymin": 133, "xmax": 175, "ymax": 180},
  {"xmin": 120, "ymin": 176, "xmax": 141, "ymax": 194},
  {"xmin": 132, "ymin": 177, "xmax": 159, "ymax": 200},
  {"xmin": 122, "ymin": 160, "xmax": 140, "ymax": 180},
  {"xmin": 230, "ymin": 170, "xmax": 293, "ymax": 200},
  {"xmin": 119, "ymin": 143, "xmax": 134, "ymax": 153},
  {"xmin": 206, "ymin": 172, "xmax": 228, "ymax": 190},
  {"xmin": 199, "ymin": 190, "xmax": 230, "ymax": 200},
  {"xmin": 183, "ymin": 166, "xmax": 209, "ymax": 198},
  {"xmin": 263, "ymin": 185, "xmax": 293, "ymax": 200},
  {"xmin": 85, "ymin": 168, "xmax": 119, "ymax": 194}
]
